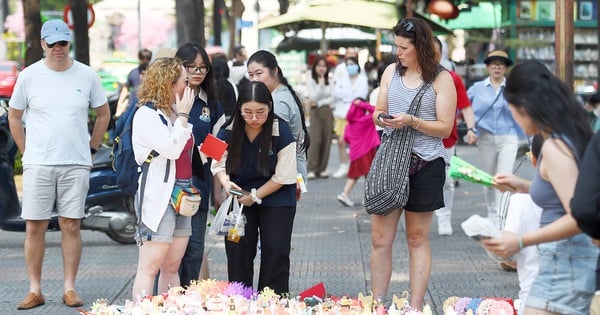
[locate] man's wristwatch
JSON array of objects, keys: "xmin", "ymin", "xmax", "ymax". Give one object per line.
[
  {"xmin": 467, "ymin": 127, "xmax": 477, "ymax": 133},
  {"xmin": 90, "ymin": 147, "xmax": 97, "ymax": 154}
]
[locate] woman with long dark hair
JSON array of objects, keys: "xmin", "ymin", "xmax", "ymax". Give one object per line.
[
  {"xmin": 483, "ymin": 60, "xmax": 599, "ymax": 315},
  {"xmin": 174, "ymin": 43, "xmax": 226, "ymax": 287},
  {"xmin": 246, "ymin": 50, "xmax": 310, "ymax": 189},
  {"xmin": 211, "ymin": 81, "xmax": 297, "ymax": 294},
  {"xmin": 305, "ymin": 56, "xmax": 334, "ymax": 179}
]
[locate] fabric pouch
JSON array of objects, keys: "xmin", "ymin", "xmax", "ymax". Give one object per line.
[
  {"xmin": 171, "ymin": 185, "xmax": 202, "ymax": 216},
  {"xmin": 409, "ymin": 154, "xmax": 428, "ymax": 175}
]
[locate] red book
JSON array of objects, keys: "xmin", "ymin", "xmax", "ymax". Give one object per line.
[{"xmin": 199, "ymin": 134, "xmax": 228, "ymax": 161}]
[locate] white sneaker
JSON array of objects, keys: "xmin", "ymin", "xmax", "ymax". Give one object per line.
[
  {"xmin": 332, "ymin": 163, "xmax": 348, "ymax": 178},
  {"xmin": 337, "ymin": 193, "xmax": 354, "ymax": 207},
  {"xmin": 307, "ymin": 172, "xmax": 316, "ymax": 179},
  {"xmin": 438, "ymin": 215, "xmax": 453, "ymax": 236}
]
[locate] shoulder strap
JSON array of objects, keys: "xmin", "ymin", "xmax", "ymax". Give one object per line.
[{"xmin": 475, "ymin": 86, "xmax": 504, "ymax": 127}]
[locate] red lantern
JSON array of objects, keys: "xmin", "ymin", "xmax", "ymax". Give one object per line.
[{"xmin": 428, "ymin": 0, "xmax": 460, "ymax": 19}]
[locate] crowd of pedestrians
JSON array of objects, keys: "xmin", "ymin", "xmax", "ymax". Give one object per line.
[{"xmin": 7, "ymin": 18, "xmax": 600, "ymax": 315}]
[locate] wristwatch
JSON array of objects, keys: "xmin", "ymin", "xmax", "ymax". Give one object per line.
[
  {"xmin": 466, "ymin": 127, "xmax": 477, "ymax": 133},
  {"xmin": 90, "ymin": 147, "xmax": 98, "ymax": 154}
]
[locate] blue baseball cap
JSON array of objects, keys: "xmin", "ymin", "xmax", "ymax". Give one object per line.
[{"xmin": 41, "ymin": 20, "xmax": 71, "ymax": 44}]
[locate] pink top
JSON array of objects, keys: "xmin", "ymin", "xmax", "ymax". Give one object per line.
[{"xmin": 344, "ymin": 99, "xmax": 380, "ymax": 162}]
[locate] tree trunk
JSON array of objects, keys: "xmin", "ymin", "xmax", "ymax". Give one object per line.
[
  {"xmin": 22, "ymin": 0, "xmax": 42, "ymax": 66},
  {"xmin": 213, "ymin": 0, "xmax": 223, "ymax": 46},
  {"xmin": 69, "ymin": 0, "xmax": 89, "ymax": 65},
  {"xmin": 175, "ymin": 0, "xmax": 205, "ymax": 47}
]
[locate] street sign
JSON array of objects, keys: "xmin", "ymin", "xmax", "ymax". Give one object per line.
[{"xmin": 63, "ymin": 3, "xmax": 95, "ymax": 30}]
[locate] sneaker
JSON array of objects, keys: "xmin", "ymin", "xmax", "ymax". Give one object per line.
[
  {"xmin": 307, "ymin": 172, "xmax": 316, "ymax": 179},
  {"xmin": 332, "ymin": 163, "xmax": 348, "ymax": 178},
  {"xmin": 16, "ymin": 292, "xmax": 45, "ymax": 310},
  {"xmin": 437, "ymin": 215, "xmax": 453, "ymax": 236},
  {"xmin": 319, "ymin": 171, "xmax": 330, "ymax": 179},
  {"xmin": 337, "ymin": 193, "xmax": 354, "ymax": 207},
  {"xmin": 63, "ymin": 290, "xmax": 84, "ymax": 307}
]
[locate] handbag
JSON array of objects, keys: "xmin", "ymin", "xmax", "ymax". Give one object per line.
[
  {"xmin": 364, "ymin": 71, "xmax": 439, "ymax": 215},
  {"xmin": 170, "ymin": 185, "xmax": 202, "ymax": 216}
]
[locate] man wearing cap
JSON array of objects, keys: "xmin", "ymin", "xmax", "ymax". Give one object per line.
[
  {"xmin": 8, "ymin": 19, "xmax": 109, "ymax": 310},
  {"xmin": 467, "ymin": 50, "xmax": 524, "ymax": 228}
]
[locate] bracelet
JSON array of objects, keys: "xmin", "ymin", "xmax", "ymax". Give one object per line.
[
  {"xmin": 517, "ymin": 234, "xmax": 524, "ymax": 250},
  {"xmin": 413, "ymin": 117, "xmax": 423, "ymax": 130},
  {"xmin": 177, "ymin": 112, "xmax": 190, "ymax": 119},
  {"xmin": 251, "ymin": 188, "xmax": 262, "ymax": 205},
  {"xmin": 409, "ymin": 115, "xmax": 414, "ymax": 127}
]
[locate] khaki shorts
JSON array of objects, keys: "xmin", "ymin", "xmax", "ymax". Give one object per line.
[
  {"xmin": 21, "ymin": 165, "xmax": 90, "ymax": 220},
  {"xmin": 334, "ymin": 118, "xmax": 347, "ymax": 138}
]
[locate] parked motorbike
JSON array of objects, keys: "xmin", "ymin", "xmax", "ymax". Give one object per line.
[{"xmin": 0, "ymin": 97, "xmax": 137, "ymax": 244}]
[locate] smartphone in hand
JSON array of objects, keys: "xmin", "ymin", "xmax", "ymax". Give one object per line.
[
  {"xmin": 378, "ymin": 113, "xmax": 393, "ymax": 119},
  {"xmin": 229, "ymin": 188, "xmax": 250, "ymax": 196}
]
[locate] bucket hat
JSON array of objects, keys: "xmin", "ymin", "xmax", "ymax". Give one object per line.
[{"xmin": 484, "ymin": 50, "xmax": 513, "ymax": 67}]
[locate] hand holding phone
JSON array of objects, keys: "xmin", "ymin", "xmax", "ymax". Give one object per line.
[
  {"xmin": 378, "ymin": 113, "xmax": 393, "ymax": 119},
  {"xmin": 229, "ymin": 188, "xmax": 249, "ymax": 196}
]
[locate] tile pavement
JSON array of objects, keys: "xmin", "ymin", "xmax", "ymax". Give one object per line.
[{"xmin": 0, "ymin": 144, "xmax": 531, "ymax": 314}]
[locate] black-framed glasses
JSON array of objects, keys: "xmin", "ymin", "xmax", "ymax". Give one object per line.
[
  {"xmin": 46, "ymin": 41, "xmax": 69, "ymax": 48},
  {"xmin": 185, "ymin": 64, "xmax": 209, "ymax": 75}
]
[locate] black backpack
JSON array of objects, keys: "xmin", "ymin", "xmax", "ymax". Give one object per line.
[{"xmin": 111, "ymin": 102, "xmax": 166, "ymax": 196}]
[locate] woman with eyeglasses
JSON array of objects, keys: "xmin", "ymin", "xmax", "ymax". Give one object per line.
[
  {"xmin": 211, "ymin": 81, "xmax": 297, "ymax": 294},
  {"xmin": 368, "ymin": 17, "xmax": 456, "ymax": 310},
  {"xmin": 174, "ymin": 43, "xmax": 227, "ymax": 287},
  {"xmin": 131, "ymin": 57, "xmax": 195, "ymax": 299},
  {"xmin": 247, "ymin": 50, "xmax": 310, "ymax": 196},
  {"xmin": 467, "ymin": 51, "xmax": 524, "ymax": 228}
]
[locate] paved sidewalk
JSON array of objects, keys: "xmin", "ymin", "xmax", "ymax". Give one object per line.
[{"xmin": 0, "ymin": 144, "xmax": 531, "ymax": 314}]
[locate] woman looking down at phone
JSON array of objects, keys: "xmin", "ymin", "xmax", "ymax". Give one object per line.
[{"xmin": 211, "ymin": 81, "xmax": 297, "ymax": 294}]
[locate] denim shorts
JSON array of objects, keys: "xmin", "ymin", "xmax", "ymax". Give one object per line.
[
  {"xmin": 526, "ymin": 233, "xmax": 599, "ymax": 315},
  {"xmin": 135, "ymin": 179, "xmax": 193, "ymax": 243}
]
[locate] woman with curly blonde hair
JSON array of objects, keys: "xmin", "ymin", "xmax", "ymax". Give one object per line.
[{"xmin": 131, "ymin": 57, "xmax": 196, "ymax": 298}]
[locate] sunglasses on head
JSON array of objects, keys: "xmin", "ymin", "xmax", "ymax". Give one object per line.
[
  {"xmin": 46, "ymin": 41, "xmax": 69, "ymax": 48},
  {"xmin": 401, "ymin": 21, "xmax": 415, "ymax": 32}
]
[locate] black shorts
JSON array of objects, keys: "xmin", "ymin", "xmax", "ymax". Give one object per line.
[{"xmin": 404, "ymin": 157, "xmax": 445, "ymax": 212}]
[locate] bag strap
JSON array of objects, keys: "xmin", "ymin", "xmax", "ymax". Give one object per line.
[{"xmin": 474, "ymin": 86, "xmax": 504, "ymax": 128}]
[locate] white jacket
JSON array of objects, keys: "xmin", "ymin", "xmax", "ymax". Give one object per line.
[{"xmin": 132, "ymin": 105, "xmax": 193, "ymax": 232}]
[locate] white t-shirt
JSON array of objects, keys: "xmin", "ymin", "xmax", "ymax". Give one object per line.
[
  {"xmin": 9, "ymin": 59, "xmax": 107, "ymax": 166},
  {"xmin": 503, "ymin": 193, "xmax": 542, "ymax": 312}
]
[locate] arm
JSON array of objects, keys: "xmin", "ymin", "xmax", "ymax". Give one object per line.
[
  {"xmin": 115, "ymin": 86, "xmax": 130, "ymax": 118},
  {"xmin": 90, "ymin": 103, "xmax": 110, "ymax": 150},
  {"xmin": 461, "ymin": 106, "xmax": 478, "ymax": 144},
  {"xmin": 414, "ymin": 70, "xmax": 456, "ymax": 138},
  {"xmin": 372, "ymin": 65, "xmax": 394, "ymax": 127},
  {"xmin": 483, "ymin": 140, "xmax": 582, "ymax": 257},
  {"xmin": 571, "ymin": 133, "xmax": 600, "ymax": 239},
  {"xmin": 7, "ymin": 108, "xmax": 25, "ymax": 153}
]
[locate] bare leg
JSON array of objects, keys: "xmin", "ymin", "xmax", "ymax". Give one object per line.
[
  {"xmin": 370, "ymin": 209, "xmax": 402, "ymax": 300},
  {"xmin": 132, "ymin": 241, "xmax": 170, "ymax": 299},
  {"xmin": 158, "ymin": 236, "xmax": 189, "ymax": 293},
  {"xmin": 59, "ymin": 217, "xmax": 82, "ymax": 293},
  {"xmin": 337, "ymin": 139, "xmax": 349, "ymax": 165},
  {"xmin": 523, "ymin": 307, "xmax": 561, "ymax": 315},
  {"xmin": 342, "ymin": 178, "xmax": 357, "ymax": 196},
  {"xmin": 404, "ymin": 211, "xmax": 433, "ymax": 310},
  {"xmin": 24, "ymin": 220, "xmax": 49, "ymax": 295}
]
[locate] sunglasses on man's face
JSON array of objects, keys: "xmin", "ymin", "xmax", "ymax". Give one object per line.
[{"xmin": 46, "ymin": 41, "xmax": 69, "ymax": 48}]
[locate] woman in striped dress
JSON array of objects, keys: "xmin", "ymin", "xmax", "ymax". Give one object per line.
[{"xmin": 369, "ymin": 17, "xmax": 457, "ymax": 310}]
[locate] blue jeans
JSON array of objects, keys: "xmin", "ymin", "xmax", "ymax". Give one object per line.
[{"xmin": 178, "ymin": 175, "xmax": 210, "ymax": 287}]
